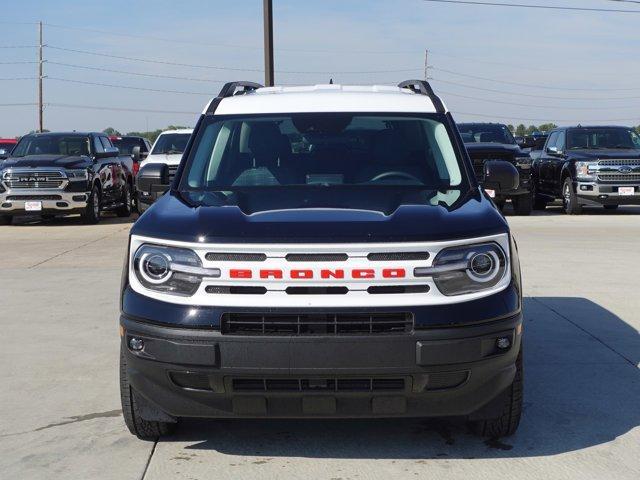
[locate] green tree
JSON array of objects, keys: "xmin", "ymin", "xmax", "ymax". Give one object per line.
[
  {"xmin": 537, "ymin": 123, "xmax": 557, "ymax": 133},
  {"xmin": 102, "ymin": 127, "xmax": 121, "ymax": 136},
  {"xmin": 515, "ymin": 124, "xmax": 527, "ymax": 137},
  {"xmin": 507, "ymin": 124, "xmax": 515, "ymax": 134}
]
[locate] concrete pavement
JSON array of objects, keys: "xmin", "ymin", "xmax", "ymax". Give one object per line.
[{"xmin": 0, "ymin": 206, "xmax": 638, "ymax": 479}]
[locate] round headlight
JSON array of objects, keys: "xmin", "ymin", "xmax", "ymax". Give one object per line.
[{"xmin": 140, "ymin": 252, "xmax": 171, "ymax": 284}]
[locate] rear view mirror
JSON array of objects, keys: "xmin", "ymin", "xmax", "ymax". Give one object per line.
[
  {"xmin": 137, "ymin": 163, "xmax": 170, "ymax": 194},
  {"xmin": 483, "ymin": 160, "xmax": 519, "ymax": 193}
]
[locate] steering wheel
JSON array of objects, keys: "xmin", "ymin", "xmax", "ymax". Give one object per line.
[{"xmin": 370, "ymin": 171, "xmax": 423, "ymax": 183}]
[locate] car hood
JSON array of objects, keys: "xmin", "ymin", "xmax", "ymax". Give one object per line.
[
  {"xmin": 132, "ymin": 189, "xmax": 508, "ymax": 244},
  {"xmin": 142, "ymin": 154, "xmax": 183, "ymax": 166},
  {"xmin": 568, "ymin": 149, "xmax": 640, "ymax": 160},
  {"xmin": 1, "ymin": 154, "xmax": 91, "ymax": 169},
  {"xmin": 465, "ymin": 143, "xmax": 523, "ymax": 154}
]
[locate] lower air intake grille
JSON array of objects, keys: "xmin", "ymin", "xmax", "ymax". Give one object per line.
[
  {"xmin": 232, "ymin": 377, "xmax": 406, "ymax": 393},
  {"xmin": 221, "ymin": 312, "xmax": 414, "ymax": 335}
]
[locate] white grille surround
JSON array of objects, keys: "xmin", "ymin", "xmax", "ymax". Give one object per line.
[{"xmin": 128, "ymin": 233, "xmax": 512, "ymax": 308}]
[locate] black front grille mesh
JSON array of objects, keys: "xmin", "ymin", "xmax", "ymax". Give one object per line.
[
  {"xmin": 222, "ymin": 312, "xmax": 414, "ymax": 335},
  {"xmin": 232, "ymin": 377, "xmax": 406, "ymax": 393},
  {"xmin": 205, "ymin": 252, "xmax": 267, "ymax": 261}
]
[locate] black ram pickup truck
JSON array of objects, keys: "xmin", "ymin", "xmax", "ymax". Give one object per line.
[
  {"xmin": 0, "ymin": 132, "xmax": 135, "ymax": 224},
  {"xmin": 458, "ymin": 123, "xmax": 533, "ymax": 215},
  {"xmin": 532, "ymin": 126, "xmax": 640, "ymax": 214}
]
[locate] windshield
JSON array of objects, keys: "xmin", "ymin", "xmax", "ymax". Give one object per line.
[
  {"xmin": 11, "ymin": 134, "xmax": 91, "ymax": 157},
  {"xmin": 111, "ymin": 138, "xmax": 141, "ymax": 155},
  {"xmin": 151, "ymin": 133, "xmax": 191, "ymax": 155},
  {"xmin": 457, "ymin": 123, "xmax": 516, "ymax": 145},
  {"xmin": 567, "ymin": 128, "xmax": 640, "ymax": 150},
  {"xmin": 181, "ymin": 113, "xmax": 464, "ymax": 191}
]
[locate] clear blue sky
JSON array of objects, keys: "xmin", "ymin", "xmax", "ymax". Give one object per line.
[{"xmin": 1, "ymin": 0, "xmax": 639, "ymax": 136}]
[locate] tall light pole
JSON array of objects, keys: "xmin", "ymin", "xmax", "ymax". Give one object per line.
[{"xmin": 263, "ymin": 0, "xmax": 274, "ymax": 86}]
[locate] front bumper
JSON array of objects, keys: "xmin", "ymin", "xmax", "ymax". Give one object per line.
[
  {"xmin": 121, "ymin": 312, "xmax": 522, "ymax": 420},
  {"xmin": 0, "ymin": 189, "xmax": 88, "ymax": 214},
  {"xmin": 576, "ymin": 181, "xmax": 640, "ymax": 205}
]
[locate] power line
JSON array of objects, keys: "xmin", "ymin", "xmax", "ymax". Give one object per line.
[
  {"xmin": 0, "ymin": 61, "xmax": 38, "ymax": 65},
  {"xmin": 47, "ymin": 61, "xmax": 228, "ymax": 83},
  {"xmin": 0, "ymin": 76, "xmax": 38, "ymax": 80},
  {"xmin": 46, "ymin": 45, "xmax": 421, "ymax": 74},
  {"xmin": 430, "ymin": 77, "xmax": 640, "ymax": 101},
  {"xmin": 0, "ymin": 45, "xmax": 38, "ymax": 49},
  {"xmin": 46, "ymin": 77, "xmax": 212, "ymax": 96},
  {"xmin": 434, "ymin": 67, "xmax": 640, "ymax": 91},
  {"xmin": 42, "ymin": 22, "xmax": 418, "ymax": 55},
  {"xmin": 0, "ymin": 103, "xmax": 38, "ymax": 107},
  {"xmin": 438, "ymin": 89, "xmax": 640, "ymax": 110},
  {"xmin": 47, "ymin": 103, "xmax": 198, "ymax": 115},
  {"xmin": 421, "ymin": 0, "xmax": 640, "ymax": 13}
]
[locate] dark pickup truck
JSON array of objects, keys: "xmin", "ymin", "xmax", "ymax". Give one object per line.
[
  {"xmin": 458, "ymin": 123, "xmax": 533, "ymax": 215},
  {"xmin": 531, "ymin": 126, "xmax": 640, "ymax": 214},
  {"xmin": 0, "ymin": 132, "xmax": 135, "ymax": 224}
]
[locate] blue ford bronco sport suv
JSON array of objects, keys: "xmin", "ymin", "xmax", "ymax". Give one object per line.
[{"xmin": 120, "ymin": 80, "xmax": 524, "ymax": 440}]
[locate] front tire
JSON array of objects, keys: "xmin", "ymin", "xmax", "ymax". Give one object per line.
[
  {"xmin": 81, "ymin": 185, "xmax": 101, "ymax": 224},
  {"xmin": 120, "ymin": 347, "xmax": 175, "ymax": 440},
  {"xmin": 531, "ymin": 182, "xmax": 547, "ymax": 211},
  {"xmin": 562, "ymin": 177, "xmax": 582, "ymax": 215},
  {"xmin": 0, "ymin": 215, "xmax": 12, "ymax": 225},
  {"xmin": 469, "ymin": 348, "xmax": 523, "ymax": 438},
  {"xmin": 512, "ymin": 194, "xmax": 532, "ymax": 216},
  {"xmin": 116, "ymin": 183, "xmax": 133, "ymax": 218}
]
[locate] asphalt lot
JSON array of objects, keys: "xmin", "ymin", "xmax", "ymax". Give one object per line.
[{"xmin": 1, "ymin": 204, "xmax": 639, "ymax": 480}]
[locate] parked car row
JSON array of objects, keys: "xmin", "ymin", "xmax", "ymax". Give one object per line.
[
  {"xmin": 457, "ymin": 122, "xmax": 640, "ymax": 215},
  {"xmin": 0, "ymin": 128, "xmax": 193, "ymax": 224}
]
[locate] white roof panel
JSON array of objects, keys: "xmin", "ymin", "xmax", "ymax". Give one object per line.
[{"xmin": 207, "ymin": 84, "xmax": 440, "ymax": 115}]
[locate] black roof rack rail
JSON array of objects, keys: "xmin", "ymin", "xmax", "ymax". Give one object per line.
[
  {"xmin": 397, "ymin": 79, "xmax": 445, "ymax": 114},
  {"xmin": 206, "ymin": 81, "xmax": 264, "ymax": 114}
]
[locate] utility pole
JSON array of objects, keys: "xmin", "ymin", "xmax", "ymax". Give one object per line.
[
  {"xmin": 263, "ymin": 0, "xmax": 274, "ymax": 86},
  {"xmin": 424, "ymin": 49, "xmax": 429, "ymax": 81},
  {"xmin": 38, "ymin": 21, "xmax": 44, "ymax": 132}
]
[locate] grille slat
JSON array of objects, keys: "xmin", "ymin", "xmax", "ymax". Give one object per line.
[
  {"xmin": 205, "ymin": 252, "xmax": 267, "ymax": 262},
  {"xmin": 598, "ymin": 159, "xmax": 640, "ymax": 166},
  {"xmin": 222, "ymin": 312, "xmax": 414, "ymax": 335},
  {"xmin": 598, "ymin": 174, "xmax": 640, "ymax": 182},
  {"xmin": 232, "ymin": 377, "xmax": 406, "ymax": 392},
  {"xmin": 367, "ymin": 252, "xmax": 430, "ymax": 261},
  {"xmin": 6, "ymin": 194, "xmax": 62, "ymax": 201},
  {"xmin": 4, "ymin": 170, "xmax": 66, "ymax": 190},
  {"xmin": 285, "ymin": 253, "xmax": 348, "ymax": 262}
]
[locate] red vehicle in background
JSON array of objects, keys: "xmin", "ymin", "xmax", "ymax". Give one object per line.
[{"xmin": 0, "ymin": 138, "xmax": 18, "ymax": 159}]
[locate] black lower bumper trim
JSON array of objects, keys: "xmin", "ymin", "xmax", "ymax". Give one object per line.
[{"xmin": 121, "ymin": 312, "xmax": 522, "ymax": 419}]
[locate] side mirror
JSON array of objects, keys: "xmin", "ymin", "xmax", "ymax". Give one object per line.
[
  {"xmin": 132, "ymin": 145, "xmax": 141, "ymax": 162},
  {"xmin": 137, "ymin": 163, "xmax": 170, "ymax": 194},
  {"xmin": 483, "ymin": 160, "xmax": 519, "ymax": 193},
  {"xmin": 95, "ymin": 146, "xmax": 119, "ymax": 159},
  {"xmin": 0, "ymin": 149, "xmax": 7, "ymax": 160},
  {"xmin": 547, "ymin": 146, "xmax": 564, "ymax": 156}
]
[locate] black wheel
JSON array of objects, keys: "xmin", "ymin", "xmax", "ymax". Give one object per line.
[
  {"xmin": 0, "ymin": 215, "xmax": 12, "ymax": 225},
  {"xmin": 531, "ymin": 182, "xmax": 547, "ymax": 211},
  {"xmin": 116, "ymin": 183, "xmax": 133, "ymax": 218},
  {"xmin": 512, "ymin": 194, "xmax": 532, "ymax": 216},
  {"xmin": 562, "ymin": 177, "xmax": 582, "ymax": 215},
  {"xmin": 604, "ymin": 205, "xmax": 619, "ymax": 211},
  {"xmin": 81, "ymin": 185, "xmax": 101, "ymax": 224},
  {"xmin": 120, "ymin": 346, "xmax": 175, "ymax": 440},
  {"xmin": 469, "ymin": 348, "xmax": 523, "ymax": 438}
]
